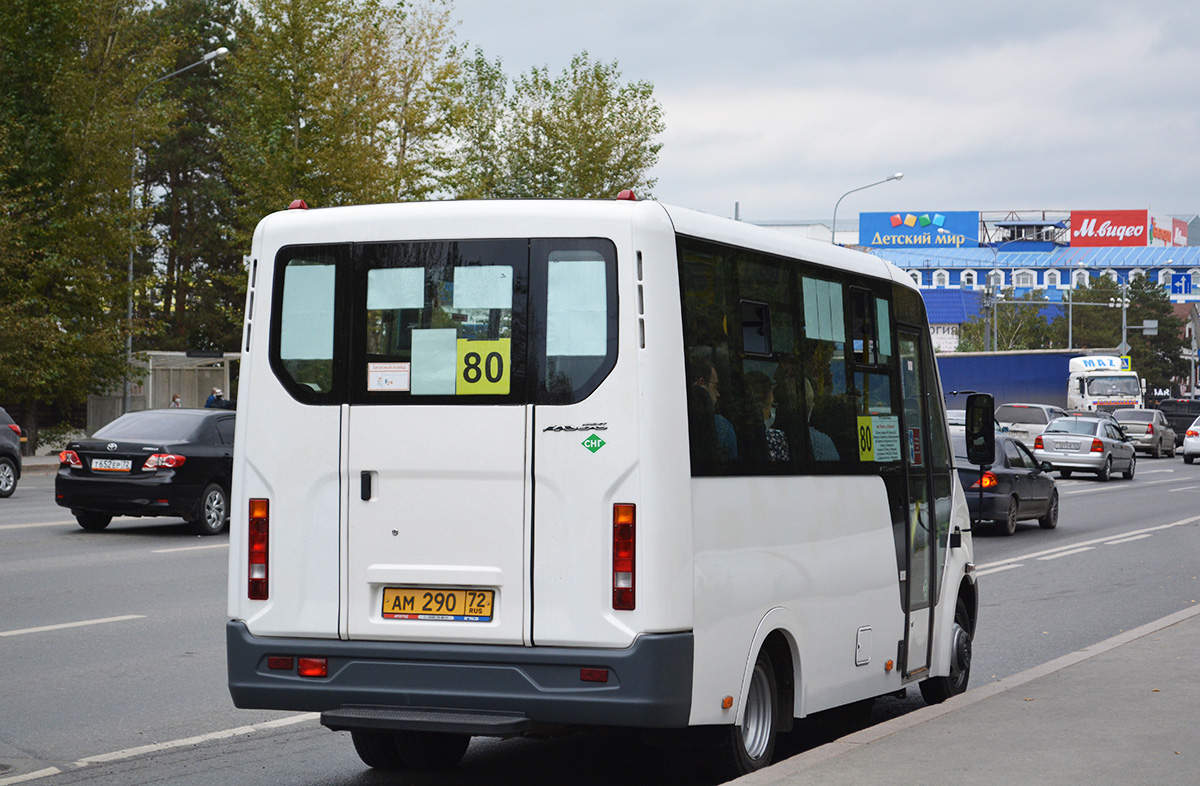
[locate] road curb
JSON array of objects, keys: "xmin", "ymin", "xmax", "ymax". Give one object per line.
[{"xmin": 737, "ymin": 603, "xmax": 1200, "ymax": 785}]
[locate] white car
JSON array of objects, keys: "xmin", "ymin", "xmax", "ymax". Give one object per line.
[
  {"xmin": 1184, "ymin": 415, "xmax": 1200, "ymax": 465},
  {"xmin": 995, "ymin": 403, "xmax": 1067, "ymax": 444}
]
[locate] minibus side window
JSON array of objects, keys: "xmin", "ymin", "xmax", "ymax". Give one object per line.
[
  {"xmin": 532, "ymin": 239, "xmax": 618, "ymax": 404},
  {"xmin": 278, "ymin": 257, "xmax": 337, "ymax": 395}
]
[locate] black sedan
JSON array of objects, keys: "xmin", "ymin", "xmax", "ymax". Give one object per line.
[
  {"xmin": 953, "ymin": 434, "xmax": 1058, "ymax": 536},
  {"xmin": 56, "ymin": 408, "xmax": 235, "ymax": 535}
]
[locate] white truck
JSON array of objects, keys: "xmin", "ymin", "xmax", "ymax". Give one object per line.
[{"xmin": 1066, "ymin": 355, "xmax": 1144, "ymax": 412}]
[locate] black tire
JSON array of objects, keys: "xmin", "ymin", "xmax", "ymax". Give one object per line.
[
  {"xmin": 919, "ymin": 597, "xmax": 973, "ymax": 704},
  {"xmin": 394, "ymin": 731, "xmax": 471, "ymax": 770},
  {"xmin": 1122, "ymin": 453, "xmax": 1136, "ymax": 480},
  {"xmin": 1186, "ymin": 455, "xmax": 1195, "ymax": 465},
  {"xmin": 0, "ymin": 456, "xmax": 16, "ymax": 497},
  {"xmin": 1059, "ymin": 469, "xmax": 1073, "ymax": 479},
  {"xmin": 1038, "ymin": 490, "xmax": 1059, "ymax": 529},
  {"xmin": 995, "ymin": 497, "xmax": 1018, "ymax": 536},
  {"xmin": 1096, "ymin": 456, "xmax": 1112, "ymax": 482},
  {"xmin": 191, "ymin": 483, "xmax": 228, "ymax": 535},
  {"xmin": 704, "ymin": 649, "xmax": 779, "ymax": 781},
  {"xmin": 1152, "ymin": 440, "xmax": 1161, "ymax": 459},
  {"xmin": 350, "ymin": 731, "xmax": 406, "ymax": 770},
  {"xmin": 76, "ymin": 512, "xmax": 112, "ymax": 531},
  {"xmin": 1169, "ymin": 442, "xmax": 1177, "ymax": 458}
]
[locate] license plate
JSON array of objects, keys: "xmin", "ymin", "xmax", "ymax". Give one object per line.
[
  {"xmin": 382, "ymin": 587, "xmax": 494, "ymax": 622},
  {"xmin": 1059, "ymin": 441, "xmax": 1080, "ymax": 450},
  {"xmin": 91, "ymin": 458, "xmax": 132, "ymax": 472}
]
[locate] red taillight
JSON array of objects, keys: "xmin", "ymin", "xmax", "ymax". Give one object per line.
[
  {"xmin": 969, "ymin": 471, "xmax": 998, "ymax": 489},
  {"xmin": 613, "ymin": 504, "xmax": 636, "ymax": 610},
  {"xmin": 1146, "ymin": 423, "xmax": 1154, "ymax": 435},
  {"xmin": 59, "ymin": 450, "xmax": 82, "ymax": 468},
  {"xmin": 6, "ymin": 424, "xmax": 19, "ymax": 436},
  {"xmin": 248, "ymin": 498, "xmax": 269, "ymax": 600},
  {"xmin": 1091, "ymin": 439, "xmax": 1104, "ymax": 453},
  {"xmin": 143, "ymin": 453, "xmax": 186, "ymax": 470},
  {"xmin": 298, "ymin": 657, "xmax": 327, "ymax": 678},
  {"xmin": 267, "ymin": 656, "xmax": 294, "ymax": 671},
  {"xmin": 1034, "ymin": 436, "xmax": 1044, "ymax": 450},
  {"xmin": 1188, "ymin": 429, "xmax": 1199, "ymax": 438}
]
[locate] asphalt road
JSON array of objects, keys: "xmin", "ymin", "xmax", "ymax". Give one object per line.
[{"xmin": 2, "ymin": 457, "xmax": 1198, "ymax": 785}]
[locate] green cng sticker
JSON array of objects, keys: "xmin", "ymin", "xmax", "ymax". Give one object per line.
[{"xmin": 582, "ymin": 434, "xmax": 606, "ymax": 453}]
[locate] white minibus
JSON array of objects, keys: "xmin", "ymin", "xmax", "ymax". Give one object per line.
[{"xmin": 227, "ymin": 197, "xmax": 979, "ymax": 779}]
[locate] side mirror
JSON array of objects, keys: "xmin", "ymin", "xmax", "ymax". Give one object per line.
[
  {"xmin": 965, "ymin": 393, "xmax": 995, "ymax": 466},
  {"xmin": 1041, "ymin": 461, "xmax": 1054, "ymax": 472}
]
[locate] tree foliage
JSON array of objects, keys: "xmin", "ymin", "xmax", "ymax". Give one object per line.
[
  {"xmin": 0, "ymin": 0, "xmax": 667, "ymax": 446},
  {"xmin": 455, "ymin": 51, "xmax": 664, "ymax": 199},
  {"xmin": 956, "ymin": 289, "xmax": 1053, "ymax": 352}
]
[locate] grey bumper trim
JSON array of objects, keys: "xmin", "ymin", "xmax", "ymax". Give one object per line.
[{"xmin": 227, "ymin": 621, "xmax": 693, "ymax": 730}]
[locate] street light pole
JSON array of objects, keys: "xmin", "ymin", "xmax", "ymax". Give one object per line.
[
  {"xmin": 124, "ymin": 46, "xmax": 229, "ymax": 414},
  {"xmin": 830, "ymin": 172, "xmax": 903, "ymax": 245}
]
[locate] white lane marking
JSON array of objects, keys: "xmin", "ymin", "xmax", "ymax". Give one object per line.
[
  {"xmin": 1138, "ymin": 469, "xmax": 1176, "ymax": 475},
  {"xmin": 0, "ymin": 714, "xmax": 319, "ymax": 785},
  {"xmin": 74, "ymin": 713, "xmax": 319, "ymax": 765},
  {"xmin": 152, "ymin": 543, "xmax": 229, "ymax": 554},
  {"xmin": 974, "ymin": 563, "xmax": 1023, "ymax": 577},
  {"xmin": 1037, "ymin": 546, "xmax": 1096, "ymax": 561},
  {"xmin": 1167, "ymin": 485, "xmax": 1200, "ymax": 492},
  {"xmin": 0, "ymin": 767, "xmax": 62, "ymax": 785},
  {"xmin": 1061, "ymin": 477, "xmax": 1184, "ymax": 495},
  {"xmin": 0, "ymin": 520, "xmax": 75, "ymax": 531},
  {"xmin": 975, "ymin": 514, "xmax": 1200, "ymax": 571},
  {"xmin": 0, "ymin": 615, "xmax": 145, "ymax": 638},
  {"xmin": 1105, "ymin": 534, "xmax": 1154, "ymax": 546}
]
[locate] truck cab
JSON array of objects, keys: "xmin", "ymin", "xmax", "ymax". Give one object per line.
[{"xmin": 1066, "ymin": 356, "xmax": 1144, "ymax": 413}]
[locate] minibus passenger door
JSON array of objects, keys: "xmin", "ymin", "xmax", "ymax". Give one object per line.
[{"xmin": 898, "ymin": 330, "xmax": 933, "ymax": 677}]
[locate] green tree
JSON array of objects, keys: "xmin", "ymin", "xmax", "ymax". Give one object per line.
[
  {"xmin": 142, "ymin": 0, "xmax": 241, "ymax": 352},
  {"xmin": 957, "ymin": 288, "xmax": 1053, "ymax": 351},
  {"xmin": 452, "ymin": 51, "xmax": 664, "ymax": 199},
  {"xmin": 1126, "ymin": 274, "xmax": 1188, "ymax": 392},
  {"xmin": 221, "ymin": 0, "xmax": 401, "ymax": 244},
  {"xmin": 0, "ymin": 0, "xmax": 157, "ymax": 447},
  {"xmin": 499, "ymin": 52, "xmax": 664, "ymax": 199}
]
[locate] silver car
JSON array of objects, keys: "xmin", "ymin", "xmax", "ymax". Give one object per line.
[
  {"xmin": 1113, "ymin": 408, "xmax": 1177, "ymax": 458},
  {"xmin": 995, "ymin": 403, "xmax": 1067, "ymax": 445},
  {"xmin": 1034, "ymin": 416, "xmax": 1136, "ymax": 482},
  {"xmin": 1183, "ymin": 416, "xmax": 1200, "ymax": 465}
]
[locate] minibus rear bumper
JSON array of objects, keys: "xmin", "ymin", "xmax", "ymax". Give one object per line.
[{"xmin": 227, "ymin": 621, "xmax": 693, "ymax": 732}]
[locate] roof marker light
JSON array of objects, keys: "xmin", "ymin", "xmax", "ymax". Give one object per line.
[
  {"xmin": 616, "ymin": 189, "xmax": 637, "ymax": 201},
  {"xmin": 288, "ymin": 199, "xmax": 309, "ymax": 210}
]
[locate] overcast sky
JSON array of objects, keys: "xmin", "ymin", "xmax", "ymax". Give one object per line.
[{"xmin": 451, "ymin": 0, "xmax": 1200, "ymax": 222}]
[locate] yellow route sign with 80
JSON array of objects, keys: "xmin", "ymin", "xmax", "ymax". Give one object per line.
[{"xmin": 456, "ymin": 338, "xmax": 510, "ymax": 395}]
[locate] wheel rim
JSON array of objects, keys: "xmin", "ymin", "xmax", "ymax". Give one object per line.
[
  {"xmin": 205, "ymin": 489, "xmax": 226, "ymax": 529},
  {"xmin": 949, "ymin": 617, "xmax": 972, "ymax": 690},
  {"xmin": 1049, "ymin": 494, "xmax": 1058, "ymax": 525},
  {"xmin": 741, "ymin": 663, "xmax": 773, "ymax": 761},
  {"xmin": 0, "ymin": 464, "xmax": 13, "ymax": 493}
]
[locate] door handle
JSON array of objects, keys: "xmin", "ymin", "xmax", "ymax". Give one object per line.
[{"xmin": 361, "ymin": 471, "xmax": 372, "ymax": 501}]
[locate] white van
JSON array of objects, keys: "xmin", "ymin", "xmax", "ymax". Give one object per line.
[{"xmin": 227, "ymin": 198, "xmax": 978, "ymax": 779}]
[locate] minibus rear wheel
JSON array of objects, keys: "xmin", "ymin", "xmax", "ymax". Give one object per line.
[{"xmin": 705, "ymin": 649, "xmax": 778, "ymax": 780}]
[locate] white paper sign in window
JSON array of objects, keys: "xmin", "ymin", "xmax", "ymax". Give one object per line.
[
  {"xmin": 547, "ymin": 254, "xmax": 607, "ymax": 356},
  {"xmin": 281, "ymin": 263, "xmax": 335, "ymax": 360},
  {"xmin": 453, "ymin": 266, "xmax": 513, "ymax": 309},
  {"xmin": 411, "ymin": 329, "xmax": 457, "ymax": 395},
  {"xmin": 803, "ymin": 277, "xmax": 845, "ymax": 343},
  {"xmin": 367, "ymin": 268, "xmax": 425, "ymax": 310}
]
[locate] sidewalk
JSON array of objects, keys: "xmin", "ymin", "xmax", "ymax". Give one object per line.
[
  {"xmin": 21, "ymin": 455, "xmax": 60, "ymax": 475},
  {"xmin": 740, "ymin": 604, "xmax": 1200, "ymax": 786}
]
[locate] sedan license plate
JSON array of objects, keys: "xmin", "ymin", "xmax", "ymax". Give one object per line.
[
  {"xmin": 1059, "ymin": 441, "xmax": 1080, "ymax": 450},
  {"xmin": 91, "ymin": 458, "xmax": 132, "ymax": 472},
  {"xmin": 382, "ymin": 587, "xmax": 494, "ymax": 622}
]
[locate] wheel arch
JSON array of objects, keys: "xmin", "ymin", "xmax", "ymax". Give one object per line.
[{"xmin": 736, "ymin": 609, "xmax": 800, "ymax": 731}]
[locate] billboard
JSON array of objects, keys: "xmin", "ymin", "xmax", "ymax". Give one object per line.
[
  {"xmin": 1150, "ymin": 213, "xmax": 1188, "ymax": 247},
  {"xmin": 1070, "ymin": 210, "xmax": 1148, "ymax": 247},
  {"xmin": 859, "ymin": 211, "xmax": 980, "ymax": 248}
]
